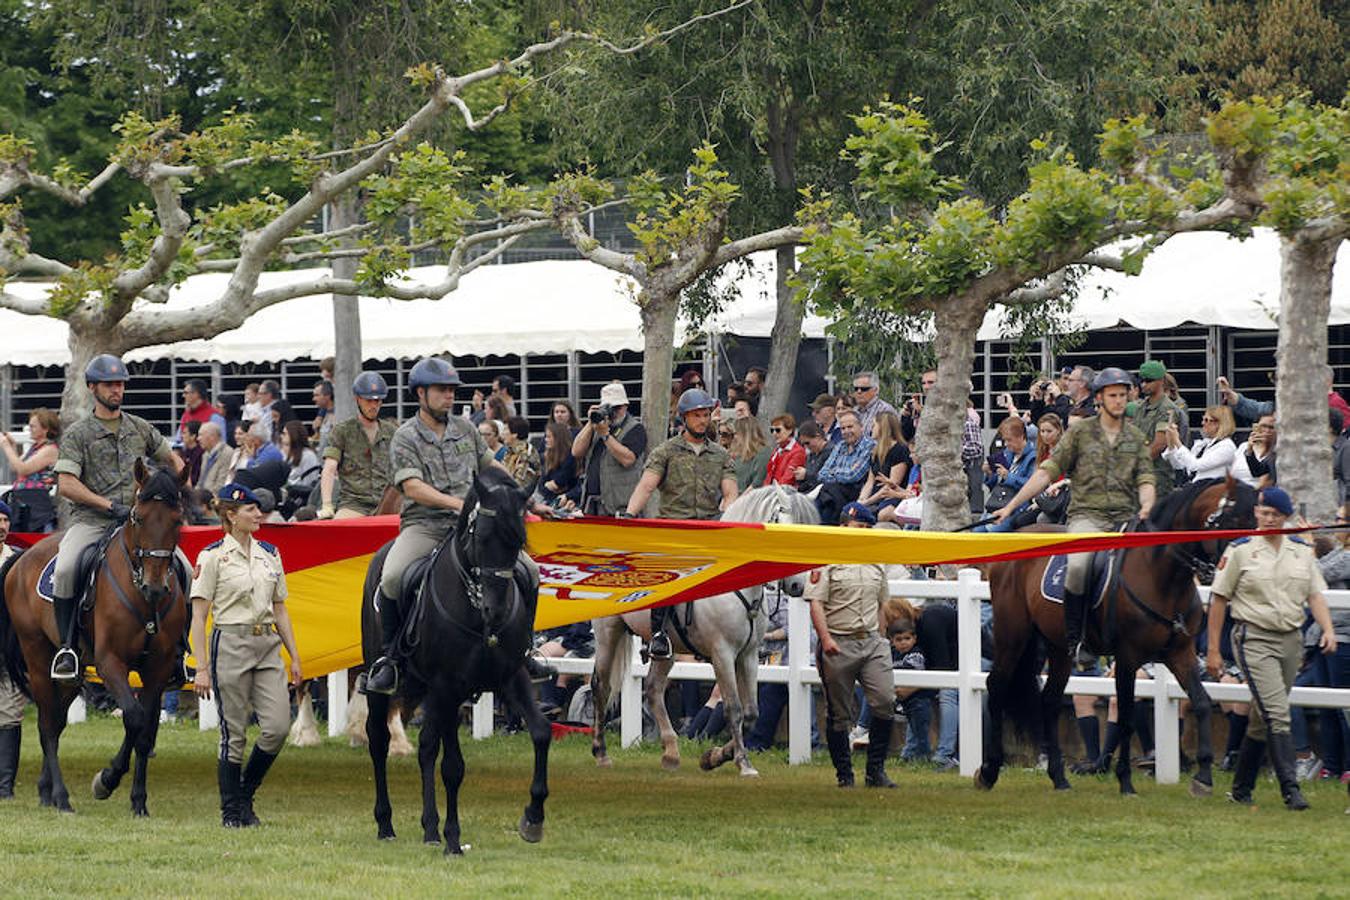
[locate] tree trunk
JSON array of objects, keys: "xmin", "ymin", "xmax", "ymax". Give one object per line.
[
  {"xmin": 639, "ymin": 291, "xmax": 680, "ymax": 441},
  {"xmin": 760, "ymin": 245, "xmax": 801, "ymax": 420},
  {"xmin": 916, "ymin": 300, "xmax": 985, "ymax": 532},
  {"xmin": 61, "ymin": 323, "xmax": 122, "ymax": 425},
  {"xmin": 1274, "ymin": 232, "xmax": 1340, "ymax": 523},
  {"xmin": 331, "ymin": 195, "xmax": 362, "ymax": 421}
]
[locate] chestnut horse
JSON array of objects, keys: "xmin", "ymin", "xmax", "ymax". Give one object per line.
[
  {"xmin": 977, "ymin": 477, "xmax": 1256, "ymax": 797},
  {"xmin": 0, "ymin": 459, "xmax": 187, "ymax": 815}
]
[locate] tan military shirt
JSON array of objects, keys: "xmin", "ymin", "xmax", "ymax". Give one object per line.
[
  {"xmin": 389, "ymin": 414, "xmax": 495, "ymax": 532},
  {"xmin": 54, "ymin": 411, "xmax": 173, "ymax": 526},
  {"xmin": 803, "ymin": 563, "xmax": 888, "ymax": 636},
  {"xmin": 643, "ymin": 435, "xmax": 735, "ymax": 521},
  {"xmin": 323, "ymin": 416, "xmax": 397, "ymax": 511},
  {"xmin": 1211, "ymin": 535, "xmax": 1326, "ymax": 633},
  {"xmin": 1040, "ymin": 416, "xmax": 1155, "ymax": 521},
  {"xmin": 190, "ymin": 534, "xmax": 287, "ymax": 626}
]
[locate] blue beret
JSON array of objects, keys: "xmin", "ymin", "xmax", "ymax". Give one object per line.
[
  {"xmin": 218, "ymin": 482, "xmax": 262, "ymax": 506},
  {"xmin": 1256, "ymin": 486, "xmax": 1294, "ymax": 516},
  {"xmin": 0, "ymin": 500, "xmax": 10, "ymax": 519},
  {"xmin": 840, "ymin": 502, "xmax": 876, "ymax": 526}
]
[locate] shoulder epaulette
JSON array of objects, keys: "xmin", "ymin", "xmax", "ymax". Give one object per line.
[
  {"xmin": 1229, "ymin": 536, "xmax": 1251, "ymax": 547},
  {"xmin": 1288, "ymin": 536, "xmax": 1309, "ymax": 546},
  {"xmin": 203, "ymin": 538, "xmax": 224, "ymax": 551},
  {"xmin": 258, "ymin": 540, "xmax": 279, "ymax": 556}
]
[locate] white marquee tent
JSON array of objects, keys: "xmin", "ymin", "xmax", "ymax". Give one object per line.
[{"xmin": 2, "ymin": 228, "xmax": 1345, "ymax": 366}]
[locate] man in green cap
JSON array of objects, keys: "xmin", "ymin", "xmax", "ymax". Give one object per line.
[{"xmin": 1129, "ymin": 359, "xmax": 1185, "ymax": 500}]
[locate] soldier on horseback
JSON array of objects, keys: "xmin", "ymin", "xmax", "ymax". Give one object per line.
[
  {"xmin": 48, "ymin": 354, "xmax": 183, "ymax": 682},
  {"xmin": 363, "ymin": 358, "xmax": 500, "ymax": 696},
  {"xmin": 991, "ymin": 366, "xmax": 1156, "ymax": 661}
]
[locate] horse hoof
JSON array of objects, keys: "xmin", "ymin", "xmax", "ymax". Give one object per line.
[
  {"xmin": 739, "ymin": 767, "xmax": 760, "ymax": 778},
  {"xmin": 132, "ymin": 806, "xmax": 149, "ymax": 818},
  {"xmin": 660, "ymin": 755, "xmax": 680, "ymax": 772},
  {"xmin": 699, "ymin": 749, "xmax": 717, "ymax": 771},
  {"xmin": 1190, "ymin": 778, "xmax": 1213, "ymax": 799},
  {"xmin": 1053, "ymin": 780, "xmax": 1071, "ymax": 792},
  {"xmin": 378, "ymin": 827, "xmax": 396, "ymax": 842},
  {"xmin": 423, "ymin": 836, "xmax": 441, "ymax": 846},
  {"xmin": 595, "ymin": 756, "xmax": 613, "ymax": 769},
  {"xmin": 444, "ymin": 843, "xmax": 468, "ymax": 856},
  {"xmin": 518, "ymin": 814, "xmax": 544, "ymax": 843},
  {"xmin": 92, "ymin": 772, "xmax": 111, "ymax": 801},
  {"xmin": 973, "ymin": 770, "xmax": 993, "ymax": 791}
]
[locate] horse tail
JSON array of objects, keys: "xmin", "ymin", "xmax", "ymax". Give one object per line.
[
  {"xmin": 0, "ymin": 551, "xmax": 32, "ymax": 699},
  {"xmin": 605, "ymin": 632, "xmax": 630, "ymax": 713}
]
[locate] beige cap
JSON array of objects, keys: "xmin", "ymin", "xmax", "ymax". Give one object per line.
[{"xmin": 600, "ymin": 383, "xmax": 630, "ymax": 407}]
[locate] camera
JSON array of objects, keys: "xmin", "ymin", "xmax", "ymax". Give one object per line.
[{"xmin": 589, "ymin": 403, "xmax": 614, "ymax": 425}]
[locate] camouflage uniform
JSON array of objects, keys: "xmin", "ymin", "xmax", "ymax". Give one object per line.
[
  {"xmin": 1039, "ymin": 416, "xmax": 1155, "ymax": 596},
  {"xmin": 0, "ymin": 544, "xmax": 24, "ymax": 727},
  {"xmin": 1128, "ymin": 394, "xmax": 1184, "ymax": 498},
  {"xmin": 322, "ymin": 416, "xmax": 397, "ymax": 515},
  {"xmin": 378, "ymin": 414, "xmax": 495, "ymax": 601},
  {"xmin": 51, "ymin": 411, "xmax": 174, "ymax": 598},
  {"xmin": 643, "ymin": 435, "xmax": 735, "ymax": 521}
]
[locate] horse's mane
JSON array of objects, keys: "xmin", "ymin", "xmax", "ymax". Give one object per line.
[
  {"xmin": 1147, "ymin": 477, "xmax": 1254, "ymax": 530},
  {"xmin": 722, "ymin": 485, "xmax": 820, "ymax": 526},
  {"xmin": 137, "ymin": 463, "xmax": 183, "ymax": 509}
]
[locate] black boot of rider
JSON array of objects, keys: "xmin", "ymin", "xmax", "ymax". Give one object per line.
[
  {"xmin": 0, "ymin": 725, "xmax": 19, "ymax": 799},
  {"xmin": 1062, "ymin": 587, "xmax": 1092, "ymax": 664},
  {"xmin": 647, "ymin": 606, "xmax": 673, "ymax": 661},
  {"xmin": 218, "ymin": 758, "xmax": 245, "ymax": 828},
  {"xmin": 50, "ymin": 595, "xmax": 80, "ymax": 682},
  {"xmin": 1226, "ymin": 736, "xmax": 1267, "ymax": 805},
  {"xmin": 1268, "ymin": 732, "xmax": 1310, "ymax": 811},
  {"xmin": 864, "ymin": 719, "xmax": 898, "ymax": 789},
  {"xmin": 364, "ymin": 594, "xmax": 402, "ymax": 696},
  {"xmin": 238, "ymin": 746, "xmax": 279, "ymax": 826},
  {"xmin": 825, "ymin": 728, "xmax": 855, "ymax": 788}
]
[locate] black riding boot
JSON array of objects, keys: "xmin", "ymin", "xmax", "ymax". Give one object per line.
[
  {"xmin": 647, "ymin": 606, "xmax": 673, "ymax": 661},
  {"xmin": 364, "ymin": 593, "xmax": 402, "ymax": 696},
  {"xmin": 1268, "ymin": 732, "xmax": 1310, "ymax": 810},
  {"xmin": 825, "ymin": 728, "xmax": 855, "ymax": 788},
  {"xmin": 218, "ymin": 759, "xmax": 245, "ymax": 827},
  {"xmin": 864, "ymin": 719, "xmax": 898, "ymax": 788},
  {"xmin": 238, "ymin": 746, "xmax": 279, "ymax": 826},
  {"xmin": 0, "ymin": 725, "xmax": 19, "ymax": 799},
  {"xmin": 1062, "ymin": 587, "xmax": 1090, "ymax": 662},
  {"xmin": 50, "ymin": 595, "xmax": 80, "ymax": 682},
  {"xmin": 1226, "ymin": 736, "xmax": 1266, "ymax": 805}
]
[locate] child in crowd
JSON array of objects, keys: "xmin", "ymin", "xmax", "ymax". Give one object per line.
[{"xmin": 888, "ymin": 618, "xmax": 933, "ymax": 761}]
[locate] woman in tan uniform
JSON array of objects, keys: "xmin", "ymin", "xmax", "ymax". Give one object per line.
[{"xmin": 191, "ymin": 483, "xmax": 301, "ymax": 827}]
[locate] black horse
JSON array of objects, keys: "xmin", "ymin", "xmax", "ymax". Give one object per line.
[
  {"xmin": 360, "ymin": 466, "xmax": 549, "ymax": 854},
  {"xmin": 978, "ymin": 477, "xmax": 1257, "ymax": 797}
]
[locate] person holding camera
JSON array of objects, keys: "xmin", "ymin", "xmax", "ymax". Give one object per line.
[
  {"xmin": 1024, "ymin": 376, "xmax": 1069, "ymax": 424},
  {"xmin": 572, "ymin": 382, "xmax": 648, "ymax": 517}
]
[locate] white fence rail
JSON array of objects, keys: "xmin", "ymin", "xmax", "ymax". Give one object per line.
[{"xmin": 458, "ymin": 573, "xmax": 1350, "ymax": 786}]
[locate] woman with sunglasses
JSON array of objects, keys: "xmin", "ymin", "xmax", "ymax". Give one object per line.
[{"xmin": 1162, "ymin": 404, "xmax": 1237, "ymax": 483}]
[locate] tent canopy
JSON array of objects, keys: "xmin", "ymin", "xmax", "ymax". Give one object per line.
[{"xmin": 2, "ymin": 229, "xmax": 1344, "ymax": 366}]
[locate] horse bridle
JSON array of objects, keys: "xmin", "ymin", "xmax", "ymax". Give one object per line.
[
  {"xmin": 1166, "ymin": 492, "xmax": 1237, "ymax": 582},
  {"xmin": 103, "ymin": 502, "xmax": 182, "ymax": 655}
]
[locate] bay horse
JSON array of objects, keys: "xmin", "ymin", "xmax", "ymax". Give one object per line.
[
  {"xmin": 977, "ymin": 476, "xmax": 1256, "ymax": 797},
  {"xmin": 0, "ymin": 459, "xmax": 188, "ymax": 815},
  {"xmin": 589, "ymin": 485, "xmax": 818, "ymax": 776},
  {"xmin": 360, "ymin": 465, "xmax": 547, "ymax": 854}
]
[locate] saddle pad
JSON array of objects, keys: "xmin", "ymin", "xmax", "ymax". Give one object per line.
[
  {"xmin": 1039, "ymin": 552, "xmax": 1115, "ymax": 608},
  {"xmin": 37, "ymin": 555, "xmax": 57, "ymax": 603}
]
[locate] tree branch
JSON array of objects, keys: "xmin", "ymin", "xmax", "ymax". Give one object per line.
[
  {"xmin": 0, "ymin": 289, "xmax": 54, "ymax": 316},
  {"xmin": 556, "ymin": 213, "xmax": 645, "ymax": 278},
  {"xmin": 710, "ymin": 224, "xmax": 806, "ymax": 268},
  {"xmin": 107, "ymin": 175, "xmax": 191, "ymax": 317},
  {"xmin": 1000, "ymin": 269, "xmax": 1068, "ymax": 306}
]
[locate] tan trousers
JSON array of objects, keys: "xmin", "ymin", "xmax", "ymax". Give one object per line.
[
  {"xmin": 210, "ymin": 626, "xmax": 290, "ymax": 763},
  {"xmin": 378, "ymin": 522, "xmax": 447, "ymax": 604},
  {"xmin": 1064, "ymin": 514, "xmax": 1115, "ymax": 594},
  {"xmin": 53, "ymin": 521, "xmax": 108, "ymax": 598},
  {"xmin": 818, "ymin": 634, "xmax": 894, "ymax": 732},
  {"xmin": 1232, "ymin": 621, "xmax": 1301, "ymax": 740},
  {"xmin": 0, "ymin": 671, "xmax": 24, "ymax": 727}
]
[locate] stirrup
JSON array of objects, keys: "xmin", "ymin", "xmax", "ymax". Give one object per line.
[
  {"xmin": 647, "ymin": 632, "xmax": 673, "ymax": 661},
  {"xmin": 363, "ymin": 658, "xmax": 399, "ymax": 695},
  {"xmin": 50, "ymin": 647, "xmax": 80, "ymax": 682}
]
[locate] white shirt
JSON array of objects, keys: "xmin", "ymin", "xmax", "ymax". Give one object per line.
[
  {"xmin": 1163, "ymin": 435, "xmax": 1236, "ymax": 482},
  {"xmin": 1228, "ymin": 440, "xmax": 1270, "ymax": 487}
]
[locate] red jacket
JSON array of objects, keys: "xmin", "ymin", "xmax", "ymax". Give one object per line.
[{"xmin": 764, "ymin": 439, "xmax": 807, "ymax": 486}]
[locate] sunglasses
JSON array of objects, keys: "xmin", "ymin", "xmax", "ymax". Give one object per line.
[
  {"xmin": 851, "ymin": 385, "xmax": 872, "ymax": 393},
  {"xmin": 770, "ymin": 426, "xmax": 785, "ymax": 433}
]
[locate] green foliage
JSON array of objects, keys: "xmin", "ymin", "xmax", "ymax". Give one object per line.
[
  {"xmin": 194, "ymin": 191, "xmax": 290, "ymax": 258},
  {"xmin": 1206, "ymin": 98, "xmax": 1279, "ymax": 159},
  {"xmin": 1200, "ymin": 0, "xmax": 1348, "ymax": 108},
  {"xmin": 364, "ymin": 144, "xmax": 474, "ymax": 246},
  {"xmin": 47, "ymin": 260, "xmax": 116, "ymax": 317},
  {"xmin": 994, "ymin": 159, "xmax": 1112, "ymax": 271},
  {"xmin": 0, "ymin": 133, "xmax": 35, "ymax": 166},
  {"xmin": 843, "ymin": 100, "xmax": 961, "ymax": 208},
  {"xmin": 111, "ymin": 111, "xmax": 184, "ymax": 170},
  {"xmin": 119, "ymin": 204, "xmax": 196, "ymax": 285},
  {"xmin": 355, "ymin": 241, "xmax": 413, "ymax": 292},
  {"xmin": 1098, "ymin": 115, "xmax": 1155, "ymax": 172},
  {"xmin": 624, "ymin": 143, "xmax": 739, "ymax": 270}
]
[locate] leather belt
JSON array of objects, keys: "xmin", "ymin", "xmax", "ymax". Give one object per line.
[{"xmin": 216, "ymin": 622, "xmax": 277, "ymax": 636}]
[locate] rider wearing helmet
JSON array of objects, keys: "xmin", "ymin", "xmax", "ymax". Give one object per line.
[
  {"xmin": 49, "ymin": 354, "xmax": 183, "ymax": 681},
  {"xmin": 364, "ymin": 358, "xmax": 499, "ymax": 695},
  {"xmin": 623, "ymin": 387, "xmax": 739, "ymax": 660},
  {"xmin": 315, "ymin": 371, "xmax": 398, "ymax": 519},
  {"xmin": 990, "ymin": 366, "xmax": 1156, "ymax": 661}
]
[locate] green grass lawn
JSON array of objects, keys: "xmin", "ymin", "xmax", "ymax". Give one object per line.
[{"xmin": 1, "ymin": 711, "xmax": 1346, "ymax": 898}]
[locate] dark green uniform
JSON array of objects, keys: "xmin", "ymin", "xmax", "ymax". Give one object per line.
[
  {"xmin": 322, "ymin": 416, "xmax": 397, "ymax": 515},
  {"xmin": 643, "ymin": 435, "xmax": 735, "ymax": 520},
  {"xmin": 51, "ymin": 411, "xmax": 174, "ymax": 597},
  {"xmin": 1128, "ymin": 394, "xmax": 1183, "ymax": 498}
]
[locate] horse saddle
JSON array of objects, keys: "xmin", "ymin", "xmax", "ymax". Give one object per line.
[{"xmin": 1039, "ymin": 550, "xmax": 1119, "ymax": 609}]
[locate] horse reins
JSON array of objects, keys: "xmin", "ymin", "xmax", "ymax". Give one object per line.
[{"xmin": 102, "ymin": 515, "xmax": 183, "ymax": 660}]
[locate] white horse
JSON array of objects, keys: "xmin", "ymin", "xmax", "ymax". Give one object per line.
[
  {"xmin": 589, "ymin": 485, "xmax": 818, "ymax": 776},
  {"xmin": 287, "ymin": 681, "xmax": 413, "ymax": 757}
]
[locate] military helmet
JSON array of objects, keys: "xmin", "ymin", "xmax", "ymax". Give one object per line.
[
  {"xmin": 408, "ymin": 358, "xmax": 461, "ymax": 390},
  {"xmin": 352, "ymin": 371, "xmax": 390, "ymax": 399},
  {"xmin": 84, "ymin": 354, "xmax": 130, "ymax": 383},
  {"xmin": 676, "ymin": 388, "xmax": 717, "ymax": 416},
  {"xmin": 1091, "ymin": 367, "xmax": 1132, "ymax": 393}
]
